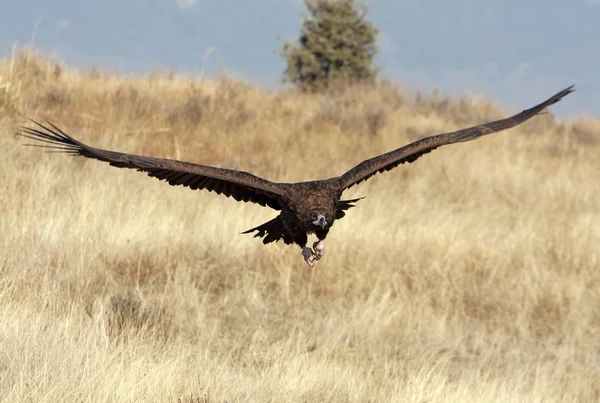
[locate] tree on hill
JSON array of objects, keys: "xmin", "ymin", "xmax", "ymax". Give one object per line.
[{"xmin": 281, "ymin": 0, "xmax": 379, "ymax": 92}]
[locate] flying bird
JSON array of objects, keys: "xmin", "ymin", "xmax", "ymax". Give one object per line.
[{"xmin": 18, "ymin": 85, "xmax": 573, "ymax": 267}]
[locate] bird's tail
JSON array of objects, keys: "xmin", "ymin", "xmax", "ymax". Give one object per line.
[{"xmin": 242, "ymin": 216, "xmax": 294, "ymax": 245}]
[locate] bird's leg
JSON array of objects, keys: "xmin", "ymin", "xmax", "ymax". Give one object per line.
[
  {"xmin": 313, "ymin": 229, "xmax": 329, "ymax": 262},
  {"xmin": 302, "ymin": 246, "xmax": 315, "ymax": 267},
  {"xmin": 312, "ymin": 240, "xmax": 325, "ymax": 260}
]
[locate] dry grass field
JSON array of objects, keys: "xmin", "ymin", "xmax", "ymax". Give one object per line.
[{"xmin": 1, "ymin": 48, "xmax": 599, "ymax": 402}]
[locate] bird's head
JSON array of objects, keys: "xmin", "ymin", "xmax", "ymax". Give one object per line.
[{"xmin": 309, "ymin": 210, "xmax": 328, "ymax": 230}]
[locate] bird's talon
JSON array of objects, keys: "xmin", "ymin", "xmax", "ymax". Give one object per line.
[
  {"xmin": 312, "ymin": 240, "xmax": 325, "ymax": 260},
  {"xmin": 302, "ymin": 246, "xmax": 316, "ymax": 267}
]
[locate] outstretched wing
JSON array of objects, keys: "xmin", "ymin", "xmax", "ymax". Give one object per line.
[
  {"xmin": 336, "ymin": 85, "xmax": 574, "ymax": 191},
  {"xmin": 18, "ymin": 121, "xmax": 287, "ymax": 210}
]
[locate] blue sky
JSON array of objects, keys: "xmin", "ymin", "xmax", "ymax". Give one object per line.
[{"xmin": 1, "ymin": 0, "xmax": 598, "ymax": 117}]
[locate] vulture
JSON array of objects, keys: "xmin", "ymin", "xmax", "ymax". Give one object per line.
[{"xmin": 18, "ymin": 85, "xmax": 573, "ymax": 267}]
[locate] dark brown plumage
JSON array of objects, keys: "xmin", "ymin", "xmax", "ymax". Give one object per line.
[{"xmin": 18, "ymin": 85, "xmax": 574, "ymax": 266}]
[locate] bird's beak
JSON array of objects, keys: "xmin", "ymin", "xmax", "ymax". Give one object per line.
[{"xmin": 313, "ymin": 215, "xmax": 327, "ymax": 229}]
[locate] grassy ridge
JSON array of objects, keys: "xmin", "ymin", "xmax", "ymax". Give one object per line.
[{"xmin": 1, "ymin": 48, "xmax": 599, "ymax": 402}]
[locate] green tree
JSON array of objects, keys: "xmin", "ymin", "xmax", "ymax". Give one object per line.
[{"xmin": 281, "ymin": 0, "xmax": 379, "ymax": 92}]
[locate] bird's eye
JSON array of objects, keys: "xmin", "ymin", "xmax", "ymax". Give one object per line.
[{"xmin": 310, "ymin": 213, "xmax": 317, "ymax": 220}]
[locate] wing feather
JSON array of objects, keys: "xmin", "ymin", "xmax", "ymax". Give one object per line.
[
  {"xmin": 18, "ymin": 120, "xmax": 287, "ymax": 210},
  {"xmin": 336, "ymin": 85, "xmax": 574, "ymax": 190}
]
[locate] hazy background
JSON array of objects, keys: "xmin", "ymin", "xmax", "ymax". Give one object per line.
[{"xmin": 1, "ymin": 1, "xmax": 598, "ymax": 117}]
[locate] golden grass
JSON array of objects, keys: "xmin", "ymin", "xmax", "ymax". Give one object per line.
[{"xmin": 1, "ymin": 48, "xmax": 599, "ymax": 402}]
